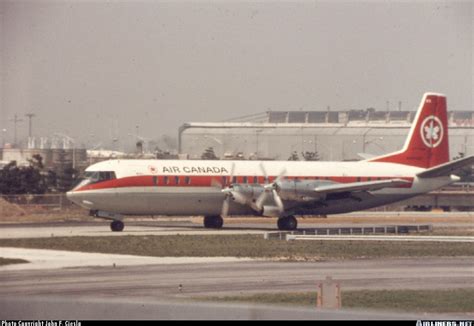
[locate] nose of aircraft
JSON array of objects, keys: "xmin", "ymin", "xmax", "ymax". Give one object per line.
[
  {"xmin": 66, "ymin": 190, "xmax": 95, "ymax": 209},
  {"xmin": 66, "ymin": 190, "xmax": 78, "ymax": 204},
  {"xmin": 66, "ymin": 190, "xmax": 83, "ymax": 206}
]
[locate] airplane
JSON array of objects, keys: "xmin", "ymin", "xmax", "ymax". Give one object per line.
[{"xmin": 67, "ymin": 93, "xmax": 474, "ymax": 231}]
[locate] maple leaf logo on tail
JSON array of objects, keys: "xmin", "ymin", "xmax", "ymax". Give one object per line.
[{"xmin": 420, "ymin": 115, "xmax": 444, "ymax": 148}]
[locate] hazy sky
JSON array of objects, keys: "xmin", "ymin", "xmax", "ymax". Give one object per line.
[{"xmin": 0, "ymin": 0, "xmax": 472, "ymax": 149}]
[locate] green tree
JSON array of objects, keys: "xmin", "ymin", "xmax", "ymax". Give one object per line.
[
  {"xmin": 201, "ymin": 147, "xmax": 219, "ymax": 160},
  {"xmin": 302, "ymin": 151, "xmax": 320, "ymax": 161},
  {"xmin": 0, "ymin": 157, "xmax": 47, "ymax": 195},
  {"xmin": 288, "ymin": 151, "xmax": 300, "ymax": 161}
]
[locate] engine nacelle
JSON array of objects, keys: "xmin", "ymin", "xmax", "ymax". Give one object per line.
[
  {"xmin": 229, "ymin": 184, "xmax": 264, "ymax": 206},
  {"xmin": 276, "ymin": 180, "xmax": 330, "ymax": 202},
  {"xmin": 262, "ymin": 205, "xmax": 281, "ymax": 217}
]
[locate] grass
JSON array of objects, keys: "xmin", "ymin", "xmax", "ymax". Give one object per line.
[
  {"xmin": 0, "ymin": 257, "xmax": 29, "ymax": 266},
  {"xmin": 196, "ymin": 289, "xmax": 474, "ymax": 313},
  {"xmin": 0, "ymin": 234, "xmax": 473, "ymax": 260}
]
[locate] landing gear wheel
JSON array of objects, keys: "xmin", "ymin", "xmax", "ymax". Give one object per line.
[
  {"xmin": 110, "ymin": 220, "xmax": 124, "ymax": 232},
  {"xmin": 203, "ymin": 215, "xmax": 224, "ymax": 229},
  {"xmin": 277, "ymin": 215, "xmax": 298, "ymax": 231}
]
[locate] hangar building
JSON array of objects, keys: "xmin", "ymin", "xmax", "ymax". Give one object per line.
[{"xmin": 179, "ymin": 109, "xmax": 474, "ymax": 161}]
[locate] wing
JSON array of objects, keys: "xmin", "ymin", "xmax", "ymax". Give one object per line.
[
  {"xmin": 417, "ymin": 155, "xmax": 474, "ymax": 178},
  {"xmin": 313, "ymin": 178, "xmax": 412, "ymax": 194}
]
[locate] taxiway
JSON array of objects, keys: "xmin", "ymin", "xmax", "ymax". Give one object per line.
[{"xmin": 0, "ymin": 217, "xmax": 473, "ymax": 319}]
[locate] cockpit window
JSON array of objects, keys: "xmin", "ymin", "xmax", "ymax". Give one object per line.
[
  {"xmin": 72, "ymin": 171, "xmax": 117, "ymax": 190},
  {"xmin": 84, "ymin": 171, "xmax": 116, "ymax": 183}
]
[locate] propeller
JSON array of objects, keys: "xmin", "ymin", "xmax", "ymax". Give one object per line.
[
  {"xmin": 254, "ymin": 163, "xmax": 286, "ymax": 213},
  {"xmin": 272, "ymin": 188, "xmax": 284, "ymax": 212},
  {"xmin": 218, "ymin": 162, "xmax": 235, "ymax": 218},
  {"xmin": 221, "ymin": 189, "xmax": 231, "ymax": 217}
]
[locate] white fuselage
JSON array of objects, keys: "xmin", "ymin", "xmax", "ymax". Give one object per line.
[{"xmin": 66, "ymin": 159, "xmax": 455, "ymax": 216}]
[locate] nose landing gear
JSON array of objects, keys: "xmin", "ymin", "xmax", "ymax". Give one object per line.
[
  {"xmin": 89, "ymin": 210, "xmax": 125, "ymax": 232},
  {"xmin": 110, "ymin": 220, "xmax": 125, "ymax": 232}
]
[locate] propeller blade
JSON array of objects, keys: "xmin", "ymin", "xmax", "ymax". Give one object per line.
[
  {"xmin": 256, "ymin": 164, "xmax": 287, "ymax": 211},
  {"xmin": 255, "ymin": 189, "xmax": 268, "ymax": 211},
  {"xmin": 272, "ymin": 189, "xmax": 284, "ymax": 212},
  {"xmin": 221, "ymin": 196, "xmax": 230, "ymax": 217},
  {"xmin": 274, "ymin": 168, "xmax": 287, "ymax": 184},
  {"xmin": 228, "ymin": 162, "xmax": 236, "ymax": 185},
  {"xmin": 259, "ymin": 162, "xmax": 268, "ymax": 182}
]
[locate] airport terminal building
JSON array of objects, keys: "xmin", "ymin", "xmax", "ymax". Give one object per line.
[{"xmin": 179, "ymin": 109, "xmax": 474, "ymax": 161}]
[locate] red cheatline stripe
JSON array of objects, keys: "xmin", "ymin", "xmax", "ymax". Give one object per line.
[{"xmin": 74, "ymin": 175, "xmax": 414, "ymax": 192}]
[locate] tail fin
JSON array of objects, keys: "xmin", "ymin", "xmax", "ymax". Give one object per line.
[{"xmin": 369, "ymin": 93, "xmax": 449, "ymax": 168}]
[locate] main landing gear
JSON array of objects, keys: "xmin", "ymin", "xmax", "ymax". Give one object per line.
[
  {"xmin": 203, "ymin": 215, "xmax": 224, "ymax": 229},
  {"xmin": 277, "ymin": 215, "xmax": 298, "ymax": 231}
]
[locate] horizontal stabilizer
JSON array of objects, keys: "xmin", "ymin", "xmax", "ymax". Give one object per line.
[
  {"xmin": 314, "ymin": 178, "xmax": 411, "ymax": 194},
  {"xmin": 417, "ymin": 155, "xmax": 474, "ymax": 178}
]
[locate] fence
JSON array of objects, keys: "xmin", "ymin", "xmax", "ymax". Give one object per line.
[{"xmin": 0, "ymin": 193, "xmax": 75, "ymax": 211}]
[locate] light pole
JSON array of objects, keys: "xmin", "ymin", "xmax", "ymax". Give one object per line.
[
  {"xmin": 9, "ymin": 114, "xmax": 23, "ymax": 147},
  {"xmin": 25, "ymin": 113, "xmax": 35, "ymax": 138}
]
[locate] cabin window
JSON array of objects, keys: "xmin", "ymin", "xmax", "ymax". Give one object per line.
[
  {"xmin": 153, "ymin": 176, "xmax": 158, "ymax": 185},
  {"xmin": 243, "ymin": 176, "xmax": 248, "ymax": 184},
  {"xmin": 185, "ymin": 176, "xmax": 191, "ymax": 185},
  {"xmin": 367, "ymin": 177, "xmax": 372, "ymax": 182},
  {"xmin": 232, "ymin": 176, "xmax": 237, "ymax": 184},
  {"xmin": 174, "ymin": 176, "xmax": 179, "ymax": 185},
  {"xmin": 253, "ymin": 176, "xmax": 258, "ymax": 184},
  {"xmin": 356, "ymin": 177, "xmax": 361, "ymax": 182},
  {"xmin": 164, "ymin": 176, "xmax": 169, "ymax": 185}
]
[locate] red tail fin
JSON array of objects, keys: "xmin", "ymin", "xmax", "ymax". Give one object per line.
[{"xmin": 370, "ymin": 93, "xmax": 449, "ymax": 168}]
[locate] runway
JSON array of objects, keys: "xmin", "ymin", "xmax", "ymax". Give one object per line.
[
  {"xmin": 1, "ymin": 257, "xmax": 473, "ymax": 319},
  {"xmin": 1, "ymin": 210, "xmax": 473, "ymax": 239},
  {"xmin": 0, "ymin": 222, "xmax": 266, "ymax": 239},
  {"xmin": 0, "ymin": 219, "xmax": 473, "ymax": 319},
  {"xmin": 2, "ymin": 256, "xmax": 473, "ymax": 296}
]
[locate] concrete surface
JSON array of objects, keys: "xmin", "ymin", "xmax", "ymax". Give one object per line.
[
  {"xmin": 1, "ymin": 217, "xmax": 473, "ymax": 320},
  {"xmin": 1, "ymin": 258, "xmax": 473, "ymax": 319},
  {"xmin": 1, "ymin": 295, "xmax": 470, "ymax": 320},
  {"xmin": 0, "ymin": 247, "xmax": 253, "ymax": 271}
]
